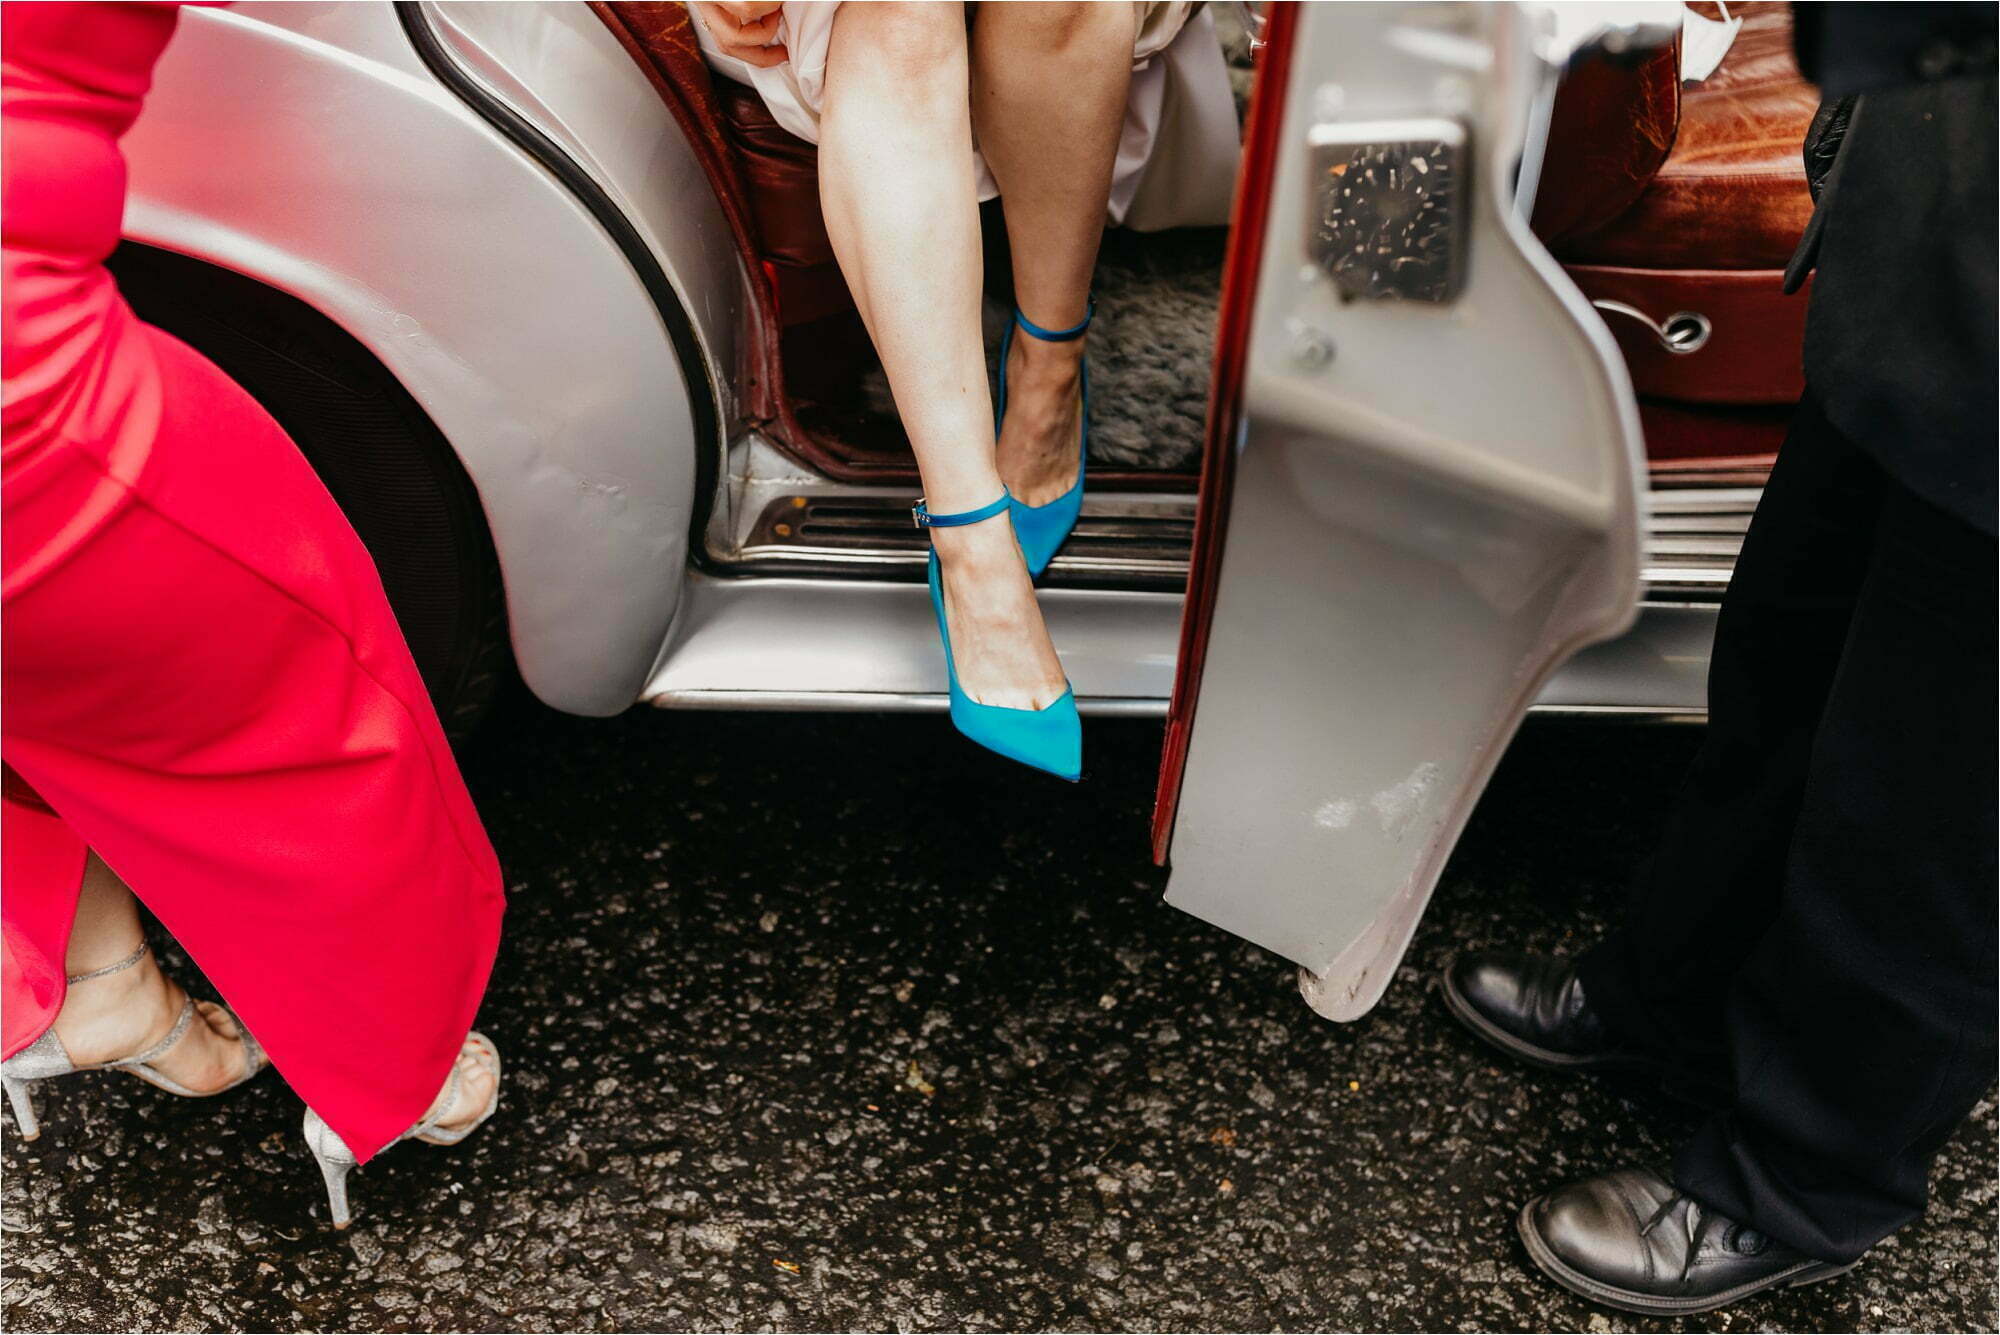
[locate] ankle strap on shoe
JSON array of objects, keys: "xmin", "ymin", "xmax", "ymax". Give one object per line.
[
  {"xmin": 1013, "ymin": 298, "xmax": 1093, "ymax": 343},
  {"xmin": 110, "ymin": 993, "xmax": 196, "ymax": 1070},
  {"xmin": 66, "ymin": 940, "xmax": 149, "ymax": 985},
  {"xmin": 913, "ymin": 490, "xmax": 1011, "ymax": 530}
]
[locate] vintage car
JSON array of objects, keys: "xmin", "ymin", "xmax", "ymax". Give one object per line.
[{"xmin": 109, "ymin": 0, "xmax": 1817, "ymax": 1022}]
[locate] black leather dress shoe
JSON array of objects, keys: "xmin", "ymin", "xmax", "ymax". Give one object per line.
[
  {"xmin": 1441, "ymin": 951, "xmax": 1651, "ymax": 1071},
  {"xmin": 1518, "ymin": 1167, "xmax": 1858, "ymax": 1315}
]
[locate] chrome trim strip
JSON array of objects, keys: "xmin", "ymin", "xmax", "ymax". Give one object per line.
[{"xmin": 1526, "ymin": 704, "xmax": 1707, "ymax": 722}]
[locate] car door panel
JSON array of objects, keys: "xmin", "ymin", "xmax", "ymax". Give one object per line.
[{"xmin": 1157, "ymin": 2, "xmax": 1651, "ymax": 1020}]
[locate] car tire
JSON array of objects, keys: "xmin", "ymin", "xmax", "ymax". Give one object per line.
[{"xmin": 106, "ymin": 243, "xmax": 512, "ymax": 743}]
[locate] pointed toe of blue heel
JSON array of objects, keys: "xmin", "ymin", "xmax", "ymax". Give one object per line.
[
  {"xmin": 945, "ymin": 672, "xmax": 1083, "ymax": 782},
  {"xmin": 917, "ymin": 498, "xmax": 1083, "ymax": 781},
  {"xmin": 999, "ymin": 303, "xmax": 1092, "ymax": 580}
]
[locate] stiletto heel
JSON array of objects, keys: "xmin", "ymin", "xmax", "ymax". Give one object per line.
[
  {"xmin": 305, "ymin": 1123, "xmax": 357, "ymax": 1230},
  {"xmin": 5, "ymin": 1075, "xmax": 39, "ymax": 1141},
  {"xmin": 0, "ymin": 941, "xmax": 265, "ymax": 1141},
  {"xmin": 997, "ymin": 299, "xmax": 1092, "ymax": 579},
  {"xmin": 913, "ymin": 494, "xmax": 1082, "ymax": 780},
  {"xmin": 301, "ymin": 1031, "xmax": 500, "ymax": 1229}
]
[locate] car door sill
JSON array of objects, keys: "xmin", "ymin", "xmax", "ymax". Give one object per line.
[
  {"xmin": 705, "ymin": 465, "xmax": 1767, "ymax": 601},
  {"xmin": 640, "ymin": 572, "xmax": 1720, "ymax": 719}
]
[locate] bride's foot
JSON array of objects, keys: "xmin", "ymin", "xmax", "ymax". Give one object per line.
[
  {"xmin": 51, "ymin": 943, "xmax": 258, "ymax": 1095},
  {"xmin": 931, "ymin": 514, "xmax": 1069, "ymax": 710},
  {"xmin": 997, "ymin": 327, "xmax": 1085, "ymax": 507}
]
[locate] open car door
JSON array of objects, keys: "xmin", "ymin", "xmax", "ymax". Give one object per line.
[{"xmin": 1154, "ymin": 2, "xmax": 1670, "ymax": 1022}]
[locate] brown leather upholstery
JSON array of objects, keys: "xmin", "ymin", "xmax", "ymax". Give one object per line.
[
  {"xmin": 1567, "ymin": 262, "xmax": 1809, "ymax": 404},
  {"xmin": 1538, "ymin": 2, "xmax": 1817, "ymax": 422},
  {"xmin": 1640, "ymin": 399, "xmax": 1796, "ymax": 467},
  {"xmin": 1560, "ymin": 4, "xmax": 1819, "ymax": 269},
  {"xmin": 711, "ymin": 82, "xmax": 855, "ymax": 327},
  {"xmin": 1530, "ymin": 40, "xmax": 1680, "ymax": 250},
  {"xmin": 711, "ymin": 82, "xmax": 828, "ymax": 271}
]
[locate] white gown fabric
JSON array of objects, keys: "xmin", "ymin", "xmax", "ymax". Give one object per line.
[{"xmin": 690, "ymin": 2, "xmax": 1241, "ymax": 231}]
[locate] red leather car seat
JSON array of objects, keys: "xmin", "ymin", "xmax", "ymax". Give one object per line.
[
  {"xmin": 1535, "ymin": 3, "xmax": 1820, "ymax": 461},
  {"xmin": 710, "ymin": 82, "xmax": 849, "ymax": 326}
]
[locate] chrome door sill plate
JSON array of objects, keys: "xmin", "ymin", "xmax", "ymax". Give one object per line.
[
  {"xmin": 737, "ymin": 491, "xmax": 1197, "ymax": 588},
  {"xmin": 724, "ymin": 468, "xmax": 1767, "ymax": 602}
]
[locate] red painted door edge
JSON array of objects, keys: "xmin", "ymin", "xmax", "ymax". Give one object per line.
[{"xmin": 1150, "ymin": 1, "xmax": 1301, "ymax": 865}]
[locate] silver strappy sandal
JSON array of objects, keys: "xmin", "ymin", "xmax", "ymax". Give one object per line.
[
  {"xmin": 1, "ymin": 941, "xmax": 267, "ymax": 1140},
  {"xmin": 301, "ymin": 1031, "xmax": 500, "ymax": 1229}
]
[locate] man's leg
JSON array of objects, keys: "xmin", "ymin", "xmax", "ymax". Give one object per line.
[
  {"xmin": 1573, "ymin": 399, "xmax": 1884, "ymax": 1088},
  {"xmin": 1447, "ymin": 400, "xmax": 1885, "ymax": 1087},
  {"xmin": 1515, "ymin": 418, "xmax": 1996, "ymax": 1314},
  {"xmin": 1674, "ymin": 449, "xmax": 1998, "ymax": 1261}
]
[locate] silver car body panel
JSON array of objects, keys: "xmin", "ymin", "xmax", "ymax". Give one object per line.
[
  {"xmin": 1160, "ymin": 2, "xmax": 1653, "ymax": 1021},
  {"xmin": 119, "ymin": 0, "xmax": 732, "ymax": 716}
]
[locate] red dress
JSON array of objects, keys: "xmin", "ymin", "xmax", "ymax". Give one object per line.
[{"xmin": 1, "ymin": 0, "xmax": 505, "ymax": 1164}]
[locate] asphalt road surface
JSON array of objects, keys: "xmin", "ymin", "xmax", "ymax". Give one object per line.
[{"xmin": 4, "ymin": 702, "xmax": 1994, "ymax": 1332}]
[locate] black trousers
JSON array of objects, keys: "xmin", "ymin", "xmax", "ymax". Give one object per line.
[{"xmin": 1577, "ymin": 396, "xmax": 1998, "ymax": 1264}]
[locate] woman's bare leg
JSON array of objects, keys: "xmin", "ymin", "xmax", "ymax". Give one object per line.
[
  {"xmin": 819, "ymin": 1, "xmax": 1066, "ymax": 709},
  {"xmin": 973, "ymin": 2, "xmax": 1136, "ymax": 504},
  {"xmin": 51, "ymin": 853, "xmax": 252, "ymax": 1091}
]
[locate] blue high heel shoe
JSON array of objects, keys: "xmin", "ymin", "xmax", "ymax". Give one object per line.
[
  {"xmin": 997, "ymin": 300, "xmax": 1091, "ymax": 579},
  {"xmin": 915, "ymin": 490, "xmax": 1082, "ymax": 781}
]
